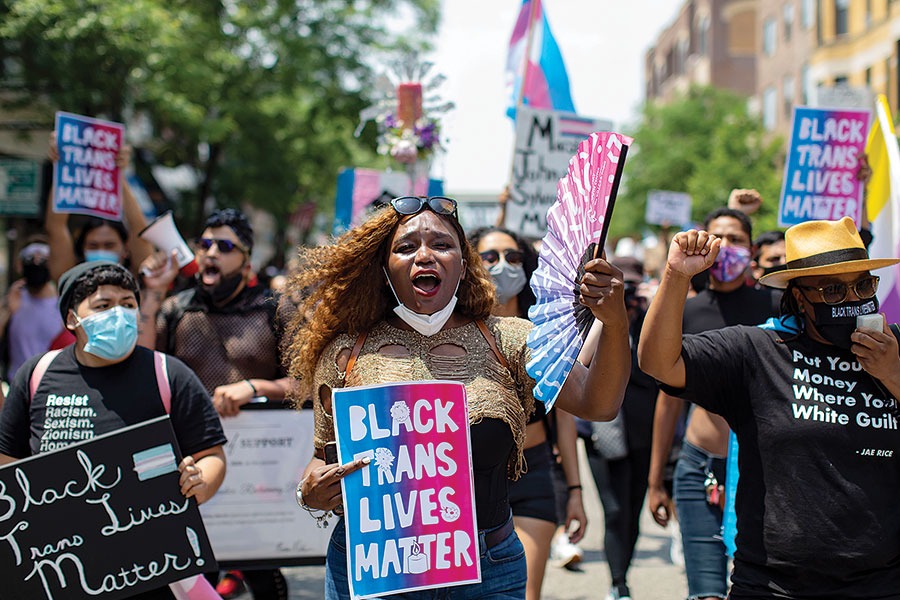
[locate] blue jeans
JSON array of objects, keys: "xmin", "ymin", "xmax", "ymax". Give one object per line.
[
  {"xmin": 673, "ymin": 440, "xmax": 728, "ymax": 600},
  {"xmin": 324, "ymin": 517, "xmax": 526, "ymax": 600}
]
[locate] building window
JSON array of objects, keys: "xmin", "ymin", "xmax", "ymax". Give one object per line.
[
  {"xmin": 678, "ymin": 38, "xmax": 689, "ymax": 73},
  {"xmin": 764, "ymin": 18, "xmax": 777, "ymax": 56},
  {"xmin": 783, "ymin": 75, "xmax": 795, "ymax": 118},
  {"xmin": 801, "ymin": 63, "xmax": 812, "ymax": 104},
  {"xmin": 866, "ymin": 0, "xmax": 872, "ymax": 28},
  {"xmin": 835, "ymin": 0, "xmax": 849, "ymax": 36},
  {"xmin": 802, "ymin": 0, "xmax": 814, "ymax": 29},
  {"xmin": 784, "ymin": 3, "xmax": 794, "ymax": 42},
  {"xmin": 764, "ymin": 86, "xmax": 778, "ymax": 130},
  {"xmin": 866, "ymin": 67, "xmax": 872, "ymax": 85},
  {"xmin": 697, "ymin": 16, "xmax": 710, "ymax": 55}
]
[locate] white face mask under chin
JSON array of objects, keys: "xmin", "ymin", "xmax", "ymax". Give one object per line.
[{"xmin": 384, "ymin": 267, "xmax": 459, "ymax": 336}]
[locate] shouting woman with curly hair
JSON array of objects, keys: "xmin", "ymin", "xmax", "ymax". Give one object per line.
[{"xmin": 287, "ymin": 196, "xmax": 631, "ymax": 600}]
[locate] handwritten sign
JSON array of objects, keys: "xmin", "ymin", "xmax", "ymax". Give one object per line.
[
  {"xmin": 507, "ymin": 106, "xmax": 613, "ymax": 238},
  {"xmin": 0, "ymin": 416, "xmax": 216, "ymax": 600},
  {"xmin": 779, "ymin": 106, "xmax": 870, "ymax": 227},
  {"xmin": 645, "ymin": 190, "xmax": 692, "ymax": 227},
  {"xmin": 332, "ymin": 381, "xmax": 478, "ymax": 600},
  {"xmin": 200, "ymin": 405, "xmax": 333, "ymax": 567},
  {"xmin": 52, "ymin": 112, "xmax": 124, "ymax": 220}
]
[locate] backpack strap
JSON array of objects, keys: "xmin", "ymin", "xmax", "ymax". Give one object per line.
[
  {"xmin": 476, "ymin": 320, "xmax": 510, "ymax": 370},
  {"xmin": 29, "ymin": 349, "xmax": 64, "ymax": 401},
  {"xmin": 153, "ymin": 351, "xmax": 172, "ymax": 414}
]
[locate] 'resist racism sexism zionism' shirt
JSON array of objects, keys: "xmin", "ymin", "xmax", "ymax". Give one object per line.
[{"xmin": 662, "ymin": 325, "xmax": 900, "ymax": 600}]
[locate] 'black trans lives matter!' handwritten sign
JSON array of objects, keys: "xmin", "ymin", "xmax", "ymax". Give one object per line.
[{"xmin": 0, "ymin": 416, "xmax": 217, "ymax": 600}]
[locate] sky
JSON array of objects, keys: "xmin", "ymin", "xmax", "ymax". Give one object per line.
[{"xmin": 426, "ymin": 0, "xmax": 684, "ymax": 195}]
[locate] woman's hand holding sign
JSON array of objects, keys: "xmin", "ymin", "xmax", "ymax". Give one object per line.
[{"xmin": 300, "ymin": 456, "xmax": 372, "ymax": 513}]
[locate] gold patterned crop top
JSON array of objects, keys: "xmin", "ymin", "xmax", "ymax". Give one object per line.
[{"xmin": 312, "ymin": 316, "xmax": 537, "ymax": 477}]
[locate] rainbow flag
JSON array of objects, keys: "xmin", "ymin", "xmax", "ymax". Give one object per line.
[
  {"xmin": 865, "ymin": 94, "xmax": 900, "ymax": 323},
  {"xmin": 506, "ymin": 0, "xmax": 575, "ymax": 119}
]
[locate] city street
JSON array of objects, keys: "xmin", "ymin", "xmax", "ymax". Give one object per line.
[{"xmin": 241, "ymin": 442, "xmax": 688, "ymax": 600}]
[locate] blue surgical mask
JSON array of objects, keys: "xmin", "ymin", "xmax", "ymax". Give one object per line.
[
  {"xmin": 84, "ymin": 249, "xmax": 122, "ymax": 263},
  {"xmin": 75, "ymin": 306, "xmax": 138, "ymax": 360}
]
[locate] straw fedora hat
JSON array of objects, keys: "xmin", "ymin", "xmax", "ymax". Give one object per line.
[{"xmin": 759, "ymin": 216, "xmax": 900, "ymax": 289}]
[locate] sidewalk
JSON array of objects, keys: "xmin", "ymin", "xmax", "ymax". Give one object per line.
[{"xmin": 237, "ymin": 442, "xmax": 688, "ymax": 599}]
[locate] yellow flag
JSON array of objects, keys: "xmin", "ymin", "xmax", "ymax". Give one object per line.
[{"xmin": 865, "ymin": 94, "xmax": 897, "ymax": 221}]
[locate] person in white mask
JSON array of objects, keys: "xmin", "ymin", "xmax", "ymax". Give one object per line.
[
  {"xmin": 469, "ymin": 226, "xmax": 587, "ymax": 600},
  {"xmin": 286, "ymin": 195, "xmax": 631, "ymax": 600}
]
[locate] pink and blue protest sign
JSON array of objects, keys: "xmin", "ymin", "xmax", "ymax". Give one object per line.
[
  {"xmin": 331, "ymin": 381, "xmax": 479, "ymax": 600},
  {"xmin": 52, "ymin": 111, "xmax": 125, "ymax": 220},
  {"xmin": 779, "ymin": 106, "xmax": 870, "ymax": 227}
]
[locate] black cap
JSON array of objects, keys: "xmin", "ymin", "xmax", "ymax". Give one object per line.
[{"xmin": 57, "ymin": 261, "xmax": 137, "ymax": 322}]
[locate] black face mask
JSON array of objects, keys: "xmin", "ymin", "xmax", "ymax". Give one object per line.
[
  {"xmin": 760, "ymin": 264, "xmax": 786, "ymax": 277},
  {"xmin": 22, "ymin": 262, "xmax": 50, "ymax": 290},
  {"xmin": 809, "ymin": 297, "xmax": 879, "ymax": 349},
  {"xmin": 199, "ymin": 269, "xmax": 246, "ymax": 306}
]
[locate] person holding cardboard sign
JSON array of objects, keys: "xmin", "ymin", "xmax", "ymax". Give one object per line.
[
  {"xmin": 45, "ymin": 135, "xmax": 154, "ymax": 282},
  {"xmin": 0, "ymin": 261, "xmax": 227, "ymax": 599},
  {"xmin": 286, "ymin": 195, "xmax": 630, "ymax": 599},
  {"xmin": 639, "ymin": 217, "xmax": 900, "ymax": 599}
]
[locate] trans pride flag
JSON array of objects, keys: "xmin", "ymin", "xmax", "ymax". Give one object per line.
[
  {"xmin": 506, "ymin": 0, "xmax": 575, "ymax": 119},
  {"xmin": 332, "ymin": 381, "xmax": 479, "ymax": 599},
  {"xmin": 865, "ymin": 94, "xmax": 900, "ymax": 324}
]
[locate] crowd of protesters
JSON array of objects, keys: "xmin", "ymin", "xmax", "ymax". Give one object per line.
[{"xmin": 0, "ymin": 138, "xmax": 898, "ymax": 600}]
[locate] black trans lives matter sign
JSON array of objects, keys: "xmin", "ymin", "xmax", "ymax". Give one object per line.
[{"xmin": 0, "ymin": 416, "xmax": 217, "ymax": 600}]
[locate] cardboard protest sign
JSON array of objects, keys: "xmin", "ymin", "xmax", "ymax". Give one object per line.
[
  {"xmin": 332, "ymin": 381, "xmax": 478, "ymax": 600},
  {"xmin": 200, "ymin": 405, "xmax": 333, "ymax": 567},
  {"xmin": 0, "ymin": 416, "xmax": 216, "ymax": 600},
  {"xmin": 52, "ymin": 111, "xmax": 124, "ymax": 220},
  {"xmin": 507, "ymin": 106, "xmax": 613, "ymax": 238},
  {"xmin": 779, "ymin": 106, "xmax": 870, "ymax": 227}
]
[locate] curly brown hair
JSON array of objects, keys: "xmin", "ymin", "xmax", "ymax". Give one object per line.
[{"xmin": 284, "ymin": 206, "xmax": 497, "ymax": 400}]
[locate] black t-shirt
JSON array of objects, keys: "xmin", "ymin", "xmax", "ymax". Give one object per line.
[
  {"xmin": 0, "ymin": 345, "xmax": 226, "ymax": 459},
  {"xmin": 683, "ymin": 285, "xmax": 779, "ymax": 333},
  {"xmin": 665, "ymin": 325, "xmax": 900, "ymax": 599}
]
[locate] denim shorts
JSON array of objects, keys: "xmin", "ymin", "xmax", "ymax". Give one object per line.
[
  {"xmin": 324, "ymin": 516, "xmax": 526, "ymax": 600},
  {"xmin": 673, "ymin": 440, "xmax": 729, "ymax": 600},
  {"xmin": 508, "ymin": 442, "xmax": 558, "ymax": 523}
]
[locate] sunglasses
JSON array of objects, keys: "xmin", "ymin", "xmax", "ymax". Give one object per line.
[
  {"xmin": 479, "ymin": 248, "xmax": 525, "ymax": 266},
  {"xmin": 195, "ymin": 238, "xmax": 247, "ymax": 254},
  {"xmin": 796, "ymin": 275, "xmax": 879, "ymax": 305},
  {"xmin": 390, "ymin": 196, "xmax": 458, "ymax": 219}
]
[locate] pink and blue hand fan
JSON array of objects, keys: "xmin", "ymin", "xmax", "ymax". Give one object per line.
[{"xmin": 526, "ymin": 131, "xmax": 632, "ymax": 409}]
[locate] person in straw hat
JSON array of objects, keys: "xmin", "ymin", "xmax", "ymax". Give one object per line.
[{"xmin": 638, "ymin": 216, "xmax": 900, "ymax": 599}]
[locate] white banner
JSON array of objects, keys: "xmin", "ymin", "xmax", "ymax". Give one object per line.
[{"xmin": 200, "ymin": 407, "xmax": 333, "ymax": 566}]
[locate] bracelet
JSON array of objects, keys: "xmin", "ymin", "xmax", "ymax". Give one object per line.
[
  {"xmin": 567, "ymin": 484, "xmax": 583, "ymax": 491},
  {"xmin": 295, "ymin": 478, "xmax": 333, "ymax": 528},
  {"xmin": 245, "ymin": 379, "xmax": 258, "ymax": 396}
]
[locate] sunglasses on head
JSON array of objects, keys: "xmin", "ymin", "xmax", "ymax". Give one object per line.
[
  {"xmin": 796, "ymin": 275, "xmax": 879, "ymax": 305},
  {"xmin": 196, "ymin": 238, "xmax": 247, "ymax": 254},
  {"xmin": 390, "ymin": 196, "xmax": 458, "ymax": 219},
  {"xmin": 479, "ymin": 248, "xmax": 524, "ymax": 266}
]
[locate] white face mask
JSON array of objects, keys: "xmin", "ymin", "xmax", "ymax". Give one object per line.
[{"xmin": 384, "ymin": 267, "xmax": 460, "ymax": 336}]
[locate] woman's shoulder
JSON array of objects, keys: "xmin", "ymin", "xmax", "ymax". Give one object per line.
[{"xmin": 485, "ymin": 315, "xmax": 532, "ymax": 353}]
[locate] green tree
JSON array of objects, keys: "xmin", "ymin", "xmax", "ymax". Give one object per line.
[
  {"xmin": 613, "ymin": 86, "xmax": 784, "ymax": 240},
  {"xmin": 0, "ymin": 0, "xmax": 440, "ymax": 239}
]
